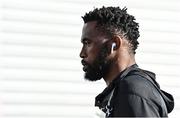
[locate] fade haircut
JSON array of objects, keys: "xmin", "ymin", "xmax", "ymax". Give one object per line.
[{"xmin": 82, "ymin": 6, "xmax": 140, "ymax": 54}]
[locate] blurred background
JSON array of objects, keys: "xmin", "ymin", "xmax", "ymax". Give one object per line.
[{"xmin": 0, "ymin": 0, "xmax": 179, "ymax": 118}]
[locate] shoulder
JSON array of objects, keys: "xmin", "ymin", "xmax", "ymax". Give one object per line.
[{"xmin": 116, "ymin": 73, "xmax": 157, "ymax": 99}]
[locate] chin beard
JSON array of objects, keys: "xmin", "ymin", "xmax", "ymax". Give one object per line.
[
  {"xmin": 84, "ymin": 68, "xmax": 102, "ymax": 81},
  {"xmin": 84, "ymin": 44, "xmax": 112, "ymax": 81}
]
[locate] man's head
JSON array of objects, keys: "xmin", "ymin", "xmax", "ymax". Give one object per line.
[{"xmin": 80, "ymin": 6, "xmax": 140, "ymax": 81}]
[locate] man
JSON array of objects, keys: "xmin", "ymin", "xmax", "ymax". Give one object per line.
[{"xmin": 79, "ymin": 6, "xmax": 174, "ymax": 117}]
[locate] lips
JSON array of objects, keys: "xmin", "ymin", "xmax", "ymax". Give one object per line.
[{"xmin": 81, "ymin": 60, "xmax": 88, "ymax": 72}]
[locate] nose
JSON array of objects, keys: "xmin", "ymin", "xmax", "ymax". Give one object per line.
[{"xmin": 79, "ymin": 47, "xmax": 86, "ymax": 58}]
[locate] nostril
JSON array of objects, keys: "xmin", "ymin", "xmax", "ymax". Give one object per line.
[{"xmin": 80, "ymin": 53, "xmax": 85, "ymax": 58}]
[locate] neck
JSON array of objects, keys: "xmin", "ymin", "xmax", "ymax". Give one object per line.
[{"xmin": 103, "ymin": 54, "xmax": 136, "ymax": 86}]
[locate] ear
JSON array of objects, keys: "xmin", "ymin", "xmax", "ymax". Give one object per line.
[{"xmin": 112, "ymin": 35, "xmax": 122, "ymax": 50}]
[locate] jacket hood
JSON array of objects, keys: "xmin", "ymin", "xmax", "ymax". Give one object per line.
[{"xmin": 144, "ymin": 70, "xmax": 174, "ymax": 113}]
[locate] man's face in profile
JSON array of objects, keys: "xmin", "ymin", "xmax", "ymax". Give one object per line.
[{"xmin": 80, "ymin": 21, "xmax": 112, "ymax": 81}]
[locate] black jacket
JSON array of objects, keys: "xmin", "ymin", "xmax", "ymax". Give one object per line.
[{"xmin": 95, "ymin": 64, "xmax": 174, "ymax": 117}]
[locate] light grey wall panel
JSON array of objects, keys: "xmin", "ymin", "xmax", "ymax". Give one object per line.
[{"xmin": 0, "ymin": 0, "xmax": 179, "ymax": 117}]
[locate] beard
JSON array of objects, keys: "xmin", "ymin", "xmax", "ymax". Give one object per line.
[{"xmin": 82, "ymin": 43, "xmax": 113, "ymax": 81}]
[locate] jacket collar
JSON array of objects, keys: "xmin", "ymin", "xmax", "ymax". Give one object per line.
[{"xmin": 95, "ymin": 64, "xmax": 138, "ymax": 108}]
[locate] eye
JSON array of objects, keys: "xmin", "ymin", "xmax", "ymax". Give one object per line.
[{"xmin": 83, "ymin": 40, "xmax": 91, "ymax": 46}]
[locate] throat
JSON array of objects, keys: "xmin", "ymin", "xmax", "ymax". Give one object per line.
[
  {"xmin": 103, "ymin": 64, "xmax": 119, "ymax": 86},
  {"xmin": 103, "ymin": 61, "xmax": 136, "ymax": 86}
]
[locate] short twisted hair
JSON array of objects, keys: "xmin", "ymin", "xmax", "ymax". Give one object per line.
[{"xmin": 82, "ymin": 6, "xmax": 140, "ymax": 54}]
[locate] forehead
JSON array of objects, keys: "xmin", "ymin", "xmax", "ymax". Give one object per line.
[
  {"xmin": 81, "ymin": 21, "xmax": 107, "ymax": 42},
  {"xmin": 82, "ymin": 21, "xmax": 98, "ymax": 37}
]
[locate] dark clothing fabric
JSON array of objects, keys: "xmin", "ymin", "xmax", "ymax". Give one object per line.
[{"xmin": 95, "ymin": 64, "xmax": 174, "ymax": 117}]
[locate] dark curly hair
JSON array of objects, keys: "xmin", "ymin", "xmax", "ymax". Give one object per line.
[{"xmin": 82, "ymin": 6, "xmax": 140, "ymax": 54}]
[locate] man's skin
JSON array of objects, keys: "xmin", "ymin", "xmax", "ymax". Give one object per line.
[{"xmin": 79, "ymin": 21, "xmax": 136, "ymax": 85}]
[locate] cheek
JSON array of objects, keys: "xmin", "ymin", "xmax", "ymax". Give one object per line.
[{"xmin": 87, "ymin": 46, "xmax": 100, "ymax": 63}]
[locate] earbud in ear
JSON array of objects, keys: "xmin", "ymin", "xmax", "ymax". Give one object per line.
[
  {"xmin": 112, "ymin": 43, "xmax": 116, "ymax": 49},
  {"xmin": 111, "ymin": 42, "xmax": 116, "ymax": 53}
]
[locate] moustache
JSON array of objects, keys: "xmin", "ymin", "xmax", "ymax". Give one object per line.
[{"xmin": 81, "ymin": 60, "xmax": 88, "ymax": 66}]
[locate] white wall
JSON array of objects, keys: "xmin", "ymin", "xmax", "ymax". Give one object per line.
[{"xmin": 0, "ymin": 0, "xmax": 179, "ymax": 118}]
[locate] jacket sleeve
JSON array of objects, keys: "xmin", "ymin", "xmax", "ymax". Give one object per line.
[{"xmin": 112, "ymin": 93, "xmax": 160, "ymax": 117}]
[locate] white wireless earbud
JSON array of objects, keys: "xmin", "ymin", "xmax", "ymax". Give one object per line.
[{"xmin": 111, "ymin": 43, "xmax": 116, "ymax": 53}]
